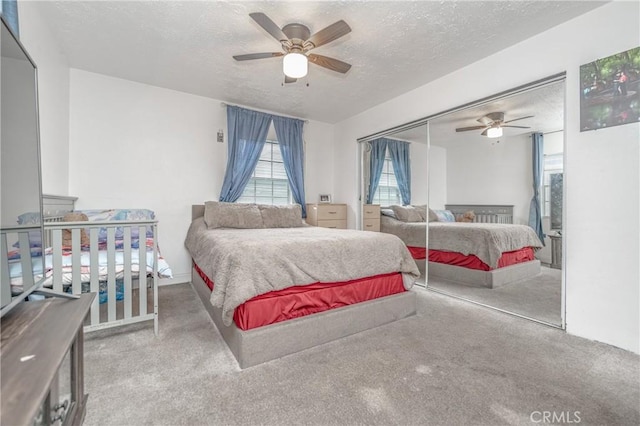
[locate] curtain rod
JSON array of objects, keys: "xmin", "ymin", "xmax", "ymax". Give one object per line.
[
  {"xmin": 220, "ymin": 102, "xmax": 309, "ymax": 123},
  {"xmin": 529, "ymin": 129, "xmax": 564, "ymax": 136}
]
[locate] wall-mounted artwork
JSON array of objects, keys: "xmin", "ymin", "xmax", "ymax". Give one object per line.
[{"xmin": 580, "ymin": 46, "xmax": 640, "ymax": 131}]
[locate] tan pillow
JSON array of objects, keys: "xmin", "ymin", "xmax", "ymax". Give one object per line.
[
  {"xmin": 414, "ymin": 205, "xmax": 428, "ymax": 222},
  {"xmin": 259, "ymin": 204, "xmax": 304, "ymax": 228},
  {"xmin": 391, "ymin": 205, "xmax": 423, "ymax": 222},
  {"xmin": 428, "ymin": 208, "xmax": 439, "ymax": 222},
  {"xmin": 62, "ymin": 212, "xmax": 89, "ymax": 246},
  {"xmin": 203, "ymin": 201, "xmax": 264, "ymax": 229}
]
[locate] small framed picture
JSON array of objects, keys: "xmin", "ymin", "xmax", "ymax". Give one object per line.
[{"xmin": 319, "ymin": 194, "xmax": 332, "ymax": 203}]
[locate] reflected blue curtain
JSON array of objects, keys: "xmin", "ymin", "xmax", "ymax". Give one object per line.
[
  {"xmin": 366, "ymin": 138, "xmax": 388, "ymax": 204},
  {"xmin": 528, "ymin": 132, "xmax": 545, "ymax": 245},
  {"xmin": 1, "ymin": 0, "xmax": 20, "ymax": 37},
  {"xmin": 219, "ymin": 106, "xmax": 272, "ymax": 202},
  {"xmin": 273, "ymin": 116, "xmax": 306, "ymax": 217},
  {"xmin": 387, "ymin": 139, "xmax": 411, "ymax": 205}
]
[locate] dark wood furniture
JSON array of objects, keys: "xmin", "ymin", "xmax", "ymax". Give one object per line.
[{"xmin": 1, "ymin": 293, "xmax": 94, "ymax": 425}]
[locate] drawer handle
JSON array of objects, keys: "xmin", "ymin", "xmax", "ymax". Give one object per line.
[
  {"xmin": 328, "ymin": 226, "xmax": 337, "ymax": 228},
  {"xmin": 328, "ymin": 211, "xmax": 337, "ymax": 214},
  {"xmin": 365, "ymin": 211, "xmax": 373, "ymax": 214},
  {"xmin": 366, "ymin": 225, "xmax": 372, "ymax": 228}
]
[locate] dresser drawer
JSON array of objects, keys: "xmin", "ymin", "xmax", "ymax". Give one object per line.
[
  {"xmin": 362, "ymin": 204, "xmax": 380, "ymax": 219},
  {"xmin": 317, "ymin": 219, "xmax": 347, "ymax": 229},
  {"xmin": 315, "ymin": 204, "xmax": 347, "ymax": 221},
  {"xmin": 363, "ymin": 218, "xmax": 380, "ymax": 232}
]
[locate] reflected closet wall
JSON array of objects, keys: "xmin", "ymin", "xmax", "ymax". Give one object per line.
[{"xmin": 357, "ymin": 74, "xmax": 566, "ymax": 328}]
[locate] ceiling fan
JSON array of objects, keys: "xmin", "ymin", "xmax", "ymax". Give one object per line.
[
  {"xmin": 455, "ymin": 112, "xmax": 534, "ymax": 138},
  {"xmin": 233, "ymin": 12, "xmax": 352, "ymax": 83}
]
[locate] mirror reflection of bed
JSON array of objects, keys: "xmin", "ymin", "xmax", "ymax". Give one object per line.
[{"xmin": 359, "ymin": 76, "xmax": 565, "ymax": 328}]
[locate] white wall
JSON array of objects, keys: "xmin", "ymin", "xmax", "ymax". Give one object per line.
[
  {"xmin": 411, "ymin": 141, "xmax": 429, "ymax": 206},
  {"xmin": 427, "ymin": 145, "xmax": 447, "ymax": 209},
  {"xmin": 334, "ymin": 2, "xmax": 639, "ymax": 354},
  {"xmin": 68, "ymin": 69, "xmax": 335, "ymax": 284},
  {"xmin": 18, "ymin": 2, "xmax": 70, "ymax": 195},
  {"xmin": 445, "ymin": 134, "xmax": 532, "ymax": 225}
]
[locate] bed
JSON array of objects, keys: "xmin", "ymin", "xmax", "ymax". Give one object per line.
[
  {"xmin": 186, "ymin": 202, "xmax": 419, "ymax": 368},
  {"xmin": 6, "ymin": 195, "xmax": 173, "ymax": 334},
  {"xmin": 380, "ymin": 204, "xmax": 543, "ymax": 288}
]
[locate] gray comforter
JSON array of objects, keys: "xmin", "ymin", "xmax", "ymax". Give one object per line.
[
  {"xmin": 380, "ymin": 215, "xmax": 543, "ymax": 268},
  {"xmin": 185, "ymin": 218, "xmax": 420, "ymax": 326}
]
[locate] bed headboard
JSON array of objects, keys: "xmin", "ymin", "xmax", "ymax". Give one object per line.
[
  {"xmin": 445, "ymin": 204, "xmax": 514, "ymax": 224},
  {"xmin": 192, "ymin": 205, "xmax": 205, "ymax": 221}
]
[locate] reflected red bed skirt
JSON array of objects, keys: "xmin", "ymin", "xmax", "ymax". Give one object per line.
[
  {"xmin": 407, "ymin": 246, "xmax": 535, "ymax": 271},
  {"xmin": 193, "ymin": 263, "xmax": 406, "ymax": 331}
]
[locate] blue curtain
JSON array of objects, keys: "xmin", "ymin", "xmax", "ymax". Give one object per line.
[
  {"xmin": 219, "ymin": 106, "xmax": 272, "ymax": 202},
  {"xmin": 1, "ymin": 0, "xmax": 20, "ymax": 37},
  {"xmin": 528, "ymin": 132, "xmax": 545, "ymax": 245},
  {"xmin": 387, "ymin": 139, "xmax": 411, "ymax": 205},
  {"xmin": 273, "ymin": 116, "xmax": 307, "ymax": 217},
  {"xmin": 366, "ymin": 138, "xmax": 388, "ymax": 204}
]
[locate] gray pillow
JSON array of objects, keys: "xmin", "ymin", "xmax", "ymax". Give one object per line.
[
  {"xmin": 391, "ymin": 205, "xmax": 423, "ymax": 222},
  {"xmin": 380, "ymin": 208, "xmax": 396, "ymax": 219},
  {"xmin": 414, "ymin": 204, "xmax": 428, "ymax": 221},
  {"xmin": 428, "ymin": 208, "xmax": 439, "ymax": 222},
  {"xmin": 259, "ymin": 204, "xmax": 304, "ymax": 228},
  {"xmin": 203, "ymin": 201, "xmax": 264, "ymax": 229}
]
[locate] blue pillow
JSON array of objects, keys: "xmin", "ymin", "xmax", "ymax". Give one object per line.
[{"xmin": 433, "ymin": 209, "xmax": 456, "ymax": 222}]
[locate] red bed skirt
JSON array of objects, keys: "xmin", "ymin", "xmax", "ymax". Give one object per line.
[
  {"xmin": 193, "ymin": 263, "xmax": 406, "ymax": 331},
  {"xmin": 407, "ymin": 246, "xmax": 535, "ymax": 271}
]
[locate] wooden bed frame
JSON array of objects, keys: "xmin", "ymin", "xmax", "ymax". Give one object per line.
[{"xmin": 190, "ymin": 204, "xmax": 417, "ymax": 369}]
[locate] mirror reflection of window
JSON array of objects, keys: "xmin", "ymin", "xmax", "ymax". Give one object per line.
[{"xmin": 372, "ymin": 150, "xmax": 401, "ymax": 206}]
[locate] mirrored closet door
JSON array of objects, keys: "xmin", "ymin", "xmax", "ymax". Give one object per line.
[{"xmin": 426, "ymin": 77, "xmax": 566, "ymax": 327}]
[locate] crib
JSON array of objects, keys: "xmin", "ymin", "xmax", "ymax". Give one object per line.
[
  {"xmin": 42, "ymin": 195, "xmax": 161, "ymax": 335},
  {"xmin": 445, "ymin": 204, "xmax": 514, "ymax": 224}
]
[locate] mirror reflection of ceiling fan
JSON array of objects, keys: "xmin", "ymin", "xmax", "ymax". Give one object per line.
[
  {"xmin": 233, "ymin": 12, "xmax": 352, "ymax": 84},
  {"xmin": 455, "ymin": 112, "xmax": 534, "ymax": 137}
]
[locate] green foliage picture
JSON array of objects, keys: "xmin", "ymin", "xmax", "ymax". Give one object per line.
[{"xmin": 580, "ymin": 47, "xmax": 640, "ymax": 131}]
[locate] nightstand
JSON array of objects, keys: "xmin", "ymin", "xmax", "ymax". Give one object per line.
[
  {"xmin": 306, "ymin": 203, "xmax": 347, "ymax": 229},
  {"xmin": 362, "ymin": 204, "xmax": 380, "ymax": 232}
]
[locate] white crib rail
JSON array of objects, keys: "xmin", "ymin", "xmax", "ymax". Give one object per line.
[
  {"xmin": 44, "ymin": 220, "xmax": 159, "ymax": 335},
  {"xmin": 445, "ymin": 204, "xmax": 514, "ymax": 224}
]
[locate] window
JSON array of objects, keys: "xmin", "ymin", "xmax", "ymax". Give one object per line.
[
  {"xmin": 542, "ymin": 153, "xmax": 563, "ymax": 216},
  {"xmin": 238, "ymin": 140, "xmax": 291, "ymax": 205},
  {"xmin": 373, "ymin": 151, "xmax": 401, "ymax": 206}
]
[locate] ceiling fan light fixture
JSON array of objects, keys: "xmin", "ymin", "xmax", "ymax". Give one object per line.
[
  {"xmin": 283, "ymin": 52, "xmax": 308, "ymax": 78},
  {"xmin": 486, "ymin": 126, "xmax": 503, "ymax": 138}
]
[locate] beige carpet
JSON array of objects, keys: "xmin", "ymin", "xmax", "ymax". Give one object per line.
[
  {"xmin": 427, "ymin": 266, "xmax": 562, "ymax": 326},
  {"xmin": 83, "ymin": 283, "xmax": 638, "ymax": 425}
]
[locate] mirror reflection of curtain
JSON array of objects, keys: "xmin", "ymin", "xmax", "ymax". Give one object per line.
[
  {"xmin": 273, "ymin": 116, "xmax": 307, "ymax": 217},
  {"xmin": 528, "ymin": 132, "xmax": 546, "ymax": 245},
  {"xmin": 366, "ymin": 138, "xmax": 388, "ymax": 204},
  {"xmin": 387, "ymin": 140, "xmax": 411, "ymax": 205},
  {"xmin": 1, "ymin": 0, "xmax": 20, "ymax": 37}
]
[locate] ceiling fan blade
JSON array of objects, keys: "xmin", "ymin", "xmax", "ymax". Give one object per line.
[
  {"xmin": 481, "ymin": 129, "xmax": 489, "ymax": 136},
  {"xmin": 284, "ymin": 76, "xmax": 297, "ymax": 84},
  {"xmin": 249, "ymin": 12, "xmax": 289, "ymax": 42},
  {"xmin": 503, "ymin": 115, "xmax": 534, "ymax": 124},
  {"xmin": 233, "ymin": 52, "xmax": 284, "ymax": 61},
  {"xmin": 305, "ymin": 20, "xmax": 351, "ymax": 49},
  {"xmin": 502, "ymin": 125, "xmax": 531, "ymax": 129},
  {"xmin": 456, "ymin": 125, "xmax": 487, "ymax": 132},
  {"xmin": 477, "ymin": 116, "xmax": 494, "ymax": 126},
  {"xmin": 308, "ymin": 54, "xmax": 351, "ymax": 73}
]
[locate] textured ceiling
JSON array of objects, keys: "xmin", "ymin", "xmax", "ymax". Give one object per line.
[{"xmin": 34, "ymin": 1, "xmax": 604, "ymax": 123}]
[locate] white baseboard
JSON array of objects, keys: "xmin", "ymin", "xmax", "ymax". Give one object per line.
[{"xmin": 159, "ymin": 273, "xmax": 191, "ymax": 286}]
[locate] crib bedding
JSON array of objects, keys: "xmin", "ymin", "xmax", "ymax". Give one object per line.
[
  {"xmin": 185, "ymin": 217, "xmax": 419, "ymax": 326},
  {"xmin": 380, "ymin": 215, "xmax": 542, "ymax": 269},
  {"xmin": 194, "ymin": 262, "xmax": 406, "ymax": 330},
  {"xmin": 8, "ymin": 238, "xmax": 173, "ymax": 289}
]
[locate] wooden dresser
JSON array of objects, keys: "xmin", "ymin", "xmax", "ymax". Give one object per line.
[
  {"xmin": 362, "ymin": 204, "xmax": 381, "ymax": 232},
  {"xmin": 1, "ymin": 294, "xmax": 94, "ymax": 426},
  {"xmin": 306, "ymin": 203, "xmax": 347, "ymax": 229}
]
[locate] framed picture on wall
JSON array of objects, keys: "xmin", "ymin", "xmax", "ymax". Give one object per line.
[
  {"xmin": 580, "ymin": 46, "xmax": 640, "ymax": 131},
  {"xmin": 319, "ymin": 194, "xmax": 332, "ymax": 203}
]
